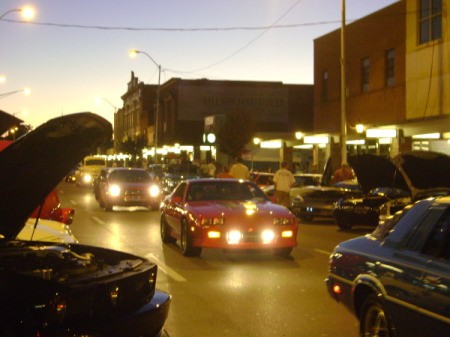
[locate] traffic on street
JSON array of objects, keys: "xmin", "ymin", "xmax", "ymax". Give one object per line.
[{"xmin": 58, "ymin": 180, "xmax": 363, "ymax": 337}]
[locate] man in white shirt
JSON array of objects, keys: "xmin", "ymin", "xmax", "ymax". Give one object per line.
[
  {"xmin": 273, "ymin": 161, "xmax": 295, "ymax": 208},
  {"xmin": 230, "ymin": 157, "xmax": 250, "ymax": 180}
]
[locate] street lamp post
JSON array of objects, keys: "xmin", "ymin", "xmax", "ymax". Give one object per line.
[
  {"xmin": 340, "ymin": 0, "xmax": 347, "ymax": 164},
  {"xmin": 129, "ymin": 49, "xmax": 161, "ymax": 163},
  {"xmin": 0, "ymin": 6, "xmax": 35, "ymax": 21},
  {"xmin": 0, "ymin": 88, "xmax": 31, "ymax": 100}
]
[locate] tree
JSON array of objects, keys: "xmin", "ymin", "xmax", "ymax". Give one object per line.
[
  {"xmin": 216, "ymin": 110, "xmax": 254, "ymax": 160},
  {"xmin": 117, "ymin": 135, "xmax": 147, "ymax": 164}
]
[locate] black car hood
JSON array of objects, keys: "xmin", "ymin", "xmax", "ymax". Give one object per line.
[
  {"xmin": 0, "ymin": 112, "xmax": 112, "ymax": 240},
  {"xmin": 348, "ymin": 151, "xmax": 450, "ymax": 198}
]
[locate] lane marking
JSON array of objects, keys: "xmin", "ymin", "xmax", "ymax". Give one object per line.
[
  {"xmin": 314, "ymin": 249, "xmax": 332, "ymax": 256},
  {"xmin": 145, "ymin": 253, "xmax": 187, "ymax": 282},
  {"xmin": 91, "ymin": 216, "xmax": 106, "ymax": 226}
]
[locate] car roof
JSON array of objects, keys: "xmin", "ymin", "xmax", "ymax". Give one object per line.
[{"xmin": 0, "ymin": 112, "xmax": 112, "ymax": 239}]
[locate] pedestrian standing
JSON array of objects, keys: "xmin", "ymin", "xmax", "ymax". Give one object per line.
[
  {"xmin": 331, "ymin": 162, "xmax": 355, "ymax": 184},
  {"xmin": 273, "ymin": 161, "xmax": 295, "ymax": 208},
  {"xmin": 229, "ymin": 157, "xmax": 250, "ymax": 180}
]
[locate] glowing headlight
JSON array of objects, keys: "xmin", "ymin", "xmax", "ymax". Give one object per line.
[
  {"xmin": 108, "ymin": 184, "xmax": 121, "ymax": 197},
  {"xmin": 227, "ymin": 230, "xmax": 242, "ymax": 244},
  {"xmin": 149, "ymin": 184, "xmax": 161, "ymax": 197},
  {"xmin": 273, "ymin": 217, "xmax": 293, "ymax": 226},
  {"xmin": 83, "ymin": 174, "xmax": 93, "ymax": 183},
  {"xmin": 200, "ymin": 217, "xmax": 225, "ymax": 226},
  {"xmin": 261, "ymin": 229, "xmax": 275, "ymax": 244}
]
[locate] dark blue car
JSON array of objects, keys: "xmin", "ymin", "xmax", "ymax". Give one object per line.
[{"xmin": 326, "ymin": 197, "xmax": 450, "ymax": 337}]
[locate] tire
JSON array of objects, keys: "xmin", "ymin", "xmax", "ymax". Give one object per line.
[
  {"xmin": 359, "ymin": 294, "xmax": 395, "ymax": 337},
  {"xmin": 273, "ymin": 247, "xmax": 293, "ymax": 257},
  {"xmin": 336, "ymin": 218, "xmax": 353, "ymax": 230},
  {"xmin": 104, "ymin": 202, "xmax": 113, "ymax": 212},
  {"xmin": 160, "ymin": 215, "xmax": 176, "ymax": 244},
  {"xmin": 180, "ymin": 220, "xmax": 202, "ymax": 257},
  {"xmin": 299, "ymin": 214, "xmax": 313, "ymax": 222}
]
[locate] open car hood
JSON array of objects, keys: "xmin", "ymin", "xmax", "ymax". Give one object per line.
[
  {"xmin": 0, "ymin": 112, "xmax": 112, "ymax": 240},
  {"xmin": 348, "ymin": 151, "xmax": 450, "ymax": 198}
]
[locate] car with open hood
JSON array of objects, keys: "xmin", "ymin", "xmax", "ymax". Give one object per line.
[
  {"xmin": 0, "ymin": 112, "xmax": 170, "ymax": 337},
  {"xmin": 160, "ymin": 178, "xmax": 298, "ymax": 257},
  {"xmin": 333, "ymin": 151, "xmax": 450, "ymax": 230}
]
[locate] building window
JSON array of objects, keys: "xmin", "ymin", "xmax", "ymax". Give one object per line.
[
  {"xmin": 321, "ymin": 70, "xmax": 328, "ymax": 101},
  {"xmin": 386, "ymin": 49, "xmax": 395, "ymax": 87},
  {"xmin": 361, "ymin": 57, "xmax": 370, "ymax": 92},
  {"xmin": 419, "ymin": 0, "xmax": 442, "ymax": 44}
]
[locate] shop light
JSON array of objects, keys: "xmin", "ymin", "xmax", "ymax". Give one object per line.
[
  {"xmin": 379, "ymin": 138, "xmax": 392, "ymax": 144},
  {"xmin": 295, "ymin": 132, "xmax": 303, "ymax": 140},
  {"xmin": 293, "ymin": 144, "xmax": 313, "ymax": 149},
  {"xmin": 366, "ymin": 129, "xmax": 397, "ymax": 138},
  {"xmin": 346, "ymin": 139, "xmax": 365, "ymax": 145},
  {"xmin": 303, "ymin": 136, "xmax": 329, "ymax": 144},
  {"xmin": 412, "ymin": 133, "xmax": 440, "ymax": 139},
  {"xmin": 260, "ymin": 140, "xmax": 282, "ymax": 149}
]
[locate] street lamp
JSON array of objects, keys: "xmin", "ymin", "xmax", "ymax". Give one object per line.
[
  {"xmin": 340, "ymin": 0, "xmax": 347, "ymax": 164},
  {"xmin": 129, "ymin": 49, "xmax": 161, "ymax": 163},
  {"xmin": 0, "ymin": 6, "xmax": 35, "ymax": 20},
  {"xmin": 0, "ymin": 88, "xmax": 31, "ymax": 100},
  {"xmin": 95, "ymin": 97, "xmax": 117, "ymax": 113}
]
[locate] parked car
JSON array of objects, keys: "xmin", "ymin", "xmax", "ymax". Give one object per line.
[
  {"xmin": 0, "ymin": 112, "xmax": 170, "ymax": 337},
  {"xmin": 334, "ymin": 187, "xmax": 411, "ymax": 230},
  {"xmin": 250, "ymin": 171, "xmax": 274, "ymax": 188},
  {"xmin": 291, "ymin": 186, "xmax": 363, "ymax": 222},
  {"xmin": 160, "ymin": 178, "xmax": 298, "ymax": 257},
  {"xmin": 326, "ymin": 196, "xmax": 450, "ymax": 337},
  {"xmin": 29, "ymin": 188, "xmax": 75, "ymax": 225},
  {"xmin": 96, "ymin": 167, "xmax": 163, "ymax": 211},
  {"xmin": 18, "ymin": 218, "xmax": 78, "ymax": 243},
  {"xmin": 334, "ymin": 151, "xmax": 450, "ymax": 230},
  {"xmin": 161, "ymin": 163, "xmax": 200, "ymax": 194}
]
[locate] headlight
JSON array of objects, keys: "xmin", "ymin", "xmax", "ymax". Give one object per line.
[
  {"xmin": 261, "ymin": 229, "xmax": 275, "ymax": 244},
  {"xmin": 108, "ymin": 184, "xmax": 121, "ymax": 197},
  {"xmin": 227, "ymin": 230, "xmax": 242, "ymax": 244},
  {"xmin": 200, "ymin": 217, "xmax": 225, "ymax": 226},
  {"xmin": 83, "ymin": 174, "xmax": 93, "ymax": 183},
  {"xmin": 149, "ymin": 184, "xmax": 161, "ymax": 197},
  {"xmin": 273, "ymin": 217, "xmax": 293, "ymax": 226}
]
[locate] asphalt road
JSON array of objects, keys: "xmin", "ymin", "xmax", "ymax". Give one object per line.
[{"xmin": 58, "ymin": 182, "xmax": 368, "ymax": 337}]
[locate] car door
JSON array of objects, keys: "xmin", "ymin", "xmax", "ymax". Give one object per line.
[
  {"xmin": 389, "ymin": 204, "xmax": 450, "ymax": 336},
  {"xmin": 164, "ymin": 182, "xmax": 186, "ymax": 233},
  {"xmin": 413, "ymin": 207, "xmax": 450, "ymax": 335}
]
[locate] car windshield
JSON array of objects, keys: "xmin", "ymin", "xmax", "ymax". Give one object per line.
[
  {"xmin": 109, "ymin": 170, "xmax": 152, "ymax": 183},
  {"xmin": 186, "ymin": 181, "xmax": 269, "ymax": 202},
  {"xmin": 85, "ymin": 159, "xmax": 106, "ymax": 166}
]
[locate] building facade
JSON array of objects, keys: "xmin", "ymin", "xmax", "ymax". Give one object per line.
[
  {"xmin": 313, "ymin": 0, "xmax": 450, "ymax": 171},
  {"xmin": 115, "ymin": 75, "xmax": 313, "ymax": 167}
]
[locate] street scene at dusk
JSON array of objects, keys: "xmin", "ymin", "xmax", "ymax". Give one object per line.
[{"xmin": 1, "ymin": 1, "xmax": 450, "ymax": 337}]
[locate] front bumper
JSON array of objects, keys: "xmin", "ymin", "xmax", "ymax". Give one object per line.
[{"xmin": 47, "ymin": 290, "xmax": 172, "ymax": 337}]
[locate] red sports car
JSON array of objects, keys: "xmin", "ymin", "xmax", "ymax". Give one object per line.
[{"xmin": 160, "ymin": 178, "xmax": 298, "ymax": 256}]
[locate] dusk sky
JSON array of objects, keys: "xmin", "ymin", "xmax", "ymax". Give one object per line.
[{"xmin": 1, "ymin": 0, "xmax": 398, "ymax": 128}]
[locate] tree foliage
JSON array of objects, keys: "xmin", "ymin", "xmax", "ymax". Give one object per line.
[
  {"xmin": 117, "ymin": 135, "xmax": 147, "ymax": 159},
  {"xmin": 216, "ymin": 111, "xmax": 254, "ymax": 159}
]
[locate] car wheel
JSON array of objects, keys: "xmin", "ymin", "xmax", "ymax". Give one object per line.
[
  {"xmin": 180, "ymin": 220, "xmax": 201, "ymax": 257},
  {"xmin": 273, "ymin": 247, "xmax": 293, "ymax": 257},
  {"xmin": 161, "ymin": 215, "xmax": 176, "ymax": 244},
  {"xmin": 299, "ymin": 214, "xmax": 313, "ymax": 222},
  {"xmin": 359, "ymin": 294, "xmax": 394, "ymax": 337},
  {"xmin": 336, "ymin": 218, "xmax": 352, "ymax": 230},
  {"xmin": 104, "ymin": 202, "xmax": 113, "ymax": 212}
]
